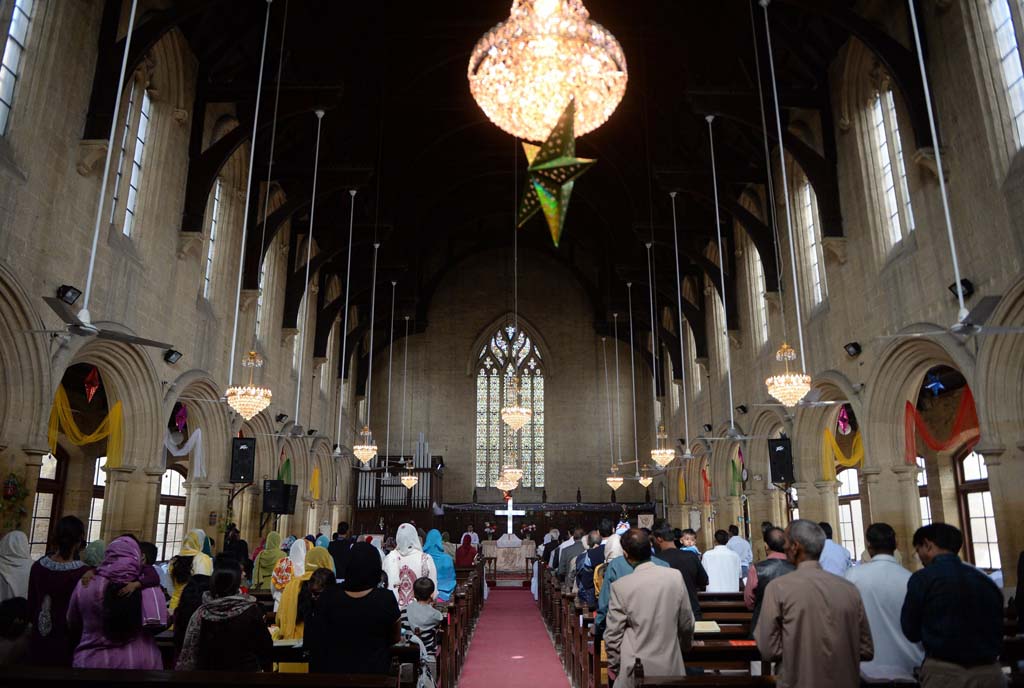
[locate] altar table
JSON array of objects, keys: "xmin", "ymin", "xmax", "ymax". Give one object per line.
[{"xmin": 481, "ymin": 539, "xmax": 537, "ymax": 573}]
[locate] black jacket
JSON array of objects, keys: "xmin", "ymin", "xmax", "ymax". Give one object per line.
[{"xmin": 654, "ymin": 548, "xmax": 709, "ymax": 619}]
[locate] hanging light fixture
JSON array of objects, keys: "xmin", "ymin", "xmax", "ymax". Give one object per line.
[
  {"xmin": 495, "ymin": 472, "xmax": 519, "ymax": 492},
  {"xmin": 225, "ymin": 351, "xmax": 272, "ymax": 421},
  {"xmin": 400, "ymin": 459, "xmax": 419, "ymax": 490},
  {"xmin": 468, "ymin": 0, "xmax": 628, "ymax": 142},
  {"xmin": 501, "ymin": 376, "xmax": 533, "ymax": 431},
  {"xmin": 606, "ymin": 463, "xmax": 624, "ymax": 491},
  {"xmin": 501, "ymin": 449, "xmax": 524, "ymax": 485},
  {"xmin": 651, "ymin": 424, "xmax": 675, "ymax": 468},
  {"xmin": 353, "ymin": 243, "xmax": 382, "ymax": 465},
  {"xmin": 765, "ymin": 343, "xmax": 811, "ymax": 407},
  {"xmin": 638, "ymin": 464, "xmax": 653, "ymax": 488}
]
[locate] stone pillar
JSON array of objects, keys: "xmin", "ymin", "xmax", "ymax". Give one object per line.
[
  {"xmin": 790, "ymin": 481, "xmax": 815, "ymax": 521},
  {"xmin": 237, "ymin": 485, "xmax": 262, "ymax": 541},
  {"xmin": 719, "ymin": 495, "xmax": 742, "ymax": 532},
  {"xmin": 932, "ymin": 448, "xmax": 963, "ymax": 530},
  {"xmin": 813, "ymin": 480, "xmax": 841, "ymax": 529},
  {"xmin": 699, "ymin": 501, "xmax": 714, "ymax": 550},
  {"xmin": 103, "ymin": 466, "xmax": 160, "ymax": 541},
  {"xmin": 184, "ymin": 481, "xmax": 212, "ymax": 533},
  {"xmin": 864, "ymin": 464, "xmax": 923, "ymax": 569},
  {"xmin": 979, "ymin": 443, "xmax": 1022, "ymax": 592},
  {"xmin": 744, "ymin": 489, "xmax": 775, "ymax": 559},
  {"xmin": 664, "ymin": 505, "xmax": 688, "ymax": 533}
]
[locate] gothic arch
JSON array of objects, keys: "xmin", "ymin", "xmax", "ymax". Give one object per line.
[
  {"xmin": 240, "ymin": 412, "xmax": 276, "ymax": 483},
  {"xmin": 465, "ymin": 313, "xmax": 557, "ymax": 378},
  {"xmin": 709, "ymin": 420, "xmax": 746, "ymax": 498},
  {"xmin": 747, "ymin": 407, "xmax": 790, "ymax": 480},
  {"xmin": 976, "ymin": 274, "xmax": 1024, "ymax": 449},
  {"xmin": 862, "ymin": 327, "xmax": 976, "ymax": 472},
  {"xmin": 162, "ymin": 370, "xmax": 232, "ymax": 481},
  {"xmin": 0, "ymin": 261, "xmax": 52, "ymax": 451}
]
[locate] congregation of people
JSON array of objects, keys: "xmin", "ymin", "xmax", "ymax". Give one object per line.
[
  {"xmin": 0, "ymin": 517, "xmax": 480, "ymax": 678},
  {"xmin": 537, "ymin": 516, "xmax": 1009, "ymax": 688}
]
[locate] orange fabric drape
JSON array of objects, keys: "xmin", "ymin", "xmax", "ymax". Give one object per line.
[{"xmin": 904, "ymin": 387, "xmax": 979, "ymax": 465}]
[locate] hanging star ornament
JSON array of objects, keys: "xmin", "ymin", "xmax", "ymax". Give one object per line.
[{"xmin": 517, "ymin": 99, "xmax": 596, "ymax": 247}]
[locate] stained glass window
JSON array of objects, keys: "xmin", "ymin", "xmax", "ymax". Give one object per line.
[{"xmin": 475, "ymin": 323, "xmax": 545, "ymax": 487}]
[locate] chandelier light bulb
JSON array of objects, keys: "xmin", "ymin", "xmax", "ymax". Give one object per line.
[
  {"xmin": 765, "ymin": 342, "xmax": 811, "ymax": 407},
  {"xmin": 352, "ymin": 425, "xmax": 378, "ymax": 465},
  {"xmin": 225, "ymin": 351, "xmax": 272, "ymax": 421},
  {"xmin": 638, "ymin": 465, "xmax": 653, "ymax": 488},
  {"xmin": 501, "ymin": 376, "xmax": 533, "ymax": 432},
  {"xmin": 468, "ymin": 0, "xmax": 628, "ymax": 142},
  {"xmin": 606, "ymin": 464, "xmax": 624, "ymax": 491},
  {"xmin": 650, "ymin": 423, "xmax": 675, "ymax": 468}
]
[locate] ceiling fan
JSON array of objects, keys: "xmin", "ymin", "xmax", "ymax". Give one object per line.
[
  {"xmin": 752, "ymin": 388, "xmax": 850, "ymax": 409},
  {"xmin": 876, "ymin": 296, "xmax": 1024, "ymax": 341},
  {"xmin": 26, "ymin": 296, "xmax": 172, "ymax": 350}
]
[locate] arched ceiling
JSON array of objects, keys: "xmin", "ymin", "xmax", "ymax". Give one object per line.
[{"xmin": 84, "ymin": 0, "xmax": 934, "ymax": 383}]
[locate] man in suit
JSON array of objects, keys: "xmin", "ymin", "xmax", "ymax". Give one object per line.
[
  {"xmin": 605, "ymin": 529, "xmax": 695, "ymax": 688},
  {"xmin": 557, "ymin": 528, "xmax": 586, "ymax": 586}
]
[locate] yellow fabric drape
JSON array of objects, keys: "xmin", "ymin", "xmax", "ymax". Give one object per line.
[
  {"xmin": 276, "ymin": 546, "xmax": 334, "ymax": 640},
  {"xmin": 822, "ymin": 430, "xmax": 863, "ymax": 480},
  {"xmin": 310, "ymin": 465, "xmax": 321, "ymax": 501},
  {"xmin": 48, "ymin": 385, "xmax": 124, "ymax": 468},
  {"xmin": 677, "ymin": 471, "xmax": 686, "ymax": 504}
]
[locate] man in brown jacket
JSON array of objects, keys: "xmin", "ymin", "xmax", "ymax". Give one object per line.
[{"xmin": 755, "ymin": 519, "xmax": 873, "ymax": 688}]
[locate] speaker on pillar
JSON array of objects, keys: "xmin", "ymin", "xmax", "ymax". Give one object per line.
[
  {"xmin": 230, "ymin": 437, "xmax": 256, "ymax": 483},
  {"xmin": 767, "ymin": 437, "xmax": 795, "ymax": 484},
  {"xmin": 262, "ymin": 479, "xmax": 285, "ymax": 513}
]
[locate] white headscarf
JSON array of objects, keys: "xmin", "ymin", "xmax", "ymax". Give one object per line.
[
  {"xmin": 0, "ymin": 531, "xmax": 31, "ymax": 602},
  {"xmin": 604, "ymin": 534, "xmax": 623, "ymax": 562},
  {"xmin": 395, "ymin": 523, "xmax": 422, "ymax": 556},
  {"xmin": 289, "ymin": 538, "xmax": 308, "ymax": 578}
]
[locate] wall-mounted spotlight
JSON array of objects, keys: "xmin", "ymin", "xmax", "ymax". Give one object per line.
[
  {"xmin": 163, "ymin": 349, "xmax": 183, "ymax": 364},
  {"xmin": 702, "ymin": 423, "xmax": 713, "ymax": 433},
  {"xmin": 735, "ymin": 404, "xmax": 748, "ymax": 415},
  {"xmin": 843, "ymin": 342, "xmax": 862, "ymax": 358},
  {"xmin": 57, "ymin": 284, "xmax": 82, "ymax": 305},
  {"xmin": 275, "ymin": 413, "xmax": 289, "ymax": 423},
  {"xmin": 307, "ymin": 428, "xmax": 317, "ymax": 436},
  {"xmin": 948, "ymin": 278, "xmax": 974, "ymax": 300}
]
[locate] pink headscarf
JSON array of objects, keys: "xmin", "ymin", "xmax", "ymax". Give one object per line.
[{"xmin": 97, "ymin": 536, "xmax": 143, "ymax": 585}]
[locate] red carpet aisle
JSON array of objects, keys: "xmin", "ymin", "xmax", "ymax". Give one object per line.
[{"xmin": 457, "ymin": 589, "xmax": 569, "ymax": 688}]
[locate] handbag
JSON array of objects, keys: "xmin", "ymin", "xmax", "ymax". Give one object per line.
[{"xmin": 141, "ymin": 585, "xmax": 169, "ymax": 630}]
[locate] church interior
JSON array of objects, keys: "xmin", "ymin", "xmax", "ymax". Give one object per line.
[{"xmin": 1, "ymin": 0, "xmax": 1024, "ymax": 685}]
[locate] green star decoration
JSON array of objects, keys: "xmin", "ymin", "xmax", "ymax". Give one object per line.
[{"xmin": 516, "ymin": 99, "xmax": 596, "ymax": 247}]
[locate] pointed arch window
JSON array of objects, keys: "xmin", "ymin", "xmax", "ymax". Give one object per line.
[
  {"xmin": 0, "ymin": 0, "xmax": 35, "ymax": 136},
  {"xmin": 475, "ymin": 323, "xmax": 545, "ymax": 488},
  {"xmin": 109, "ymin": 75, "xmax": 152, "ymax": 237},
  {"xmin": 795, "ymin": 178, "xmax": 827, "ymax": 308},
  {"xmin": 202, "ymin": 179, "xmax": 224, "ymax": 299},
  {"xmin": 985, "ymin": 0, "xmax": 1024, "ymax": 147},
  {"xmin": 868, "ymin": 85, "xmax": 915, "ymax": 249}
]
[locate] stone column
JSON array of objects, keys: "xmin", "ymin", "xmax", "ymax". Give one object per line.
[
  {"xmin": 744, "ymin": 488, "xmax": 775, "ymax": 559},
  {"xmin": 979, "ymin": 443, "xmax": 1022, "ymax": 592},
  {"xmin": 864, "ymin": 464, "xmax": 923, "ymax": 569},
  {"xmin": 790, "ymin": 481, "xmax": 815, "ymax": 521},
  {"xmin": 699, "ymin": 502, "xmax": 714, "ymax": 550},
  {"xmin": 184, "ymin": 480, "xmax": 212, "ymax": 533},
  {"xmin": 718, "ymin": 495, "xmax": 742, "ymax": 533},
  {"xmin": 103, "ymin": 466, "xmax": 160, "ymax": 541}
]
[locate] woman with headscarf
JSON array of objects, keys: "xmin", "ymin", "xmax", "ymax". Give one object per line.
[
  {"xmin": 27, "ymin": 515, "xmax": 88, "ymax": 666},
  {"xmin": 306, "ymin": 542, "xmax": 400, "ymax": 675},
  {"xmin": 175, "ymin": 553, "xmax": 272, "ymax": 672},
  {"xmin": 271, "ymin": 538, "xmax": 308, "ymax": 610},
  {"xmin": 67, "ymin": 536, "xmax": 162, "ymax": 669},
  {"xmin": 441, "ymin": 532, "xmax": 457, "ymax": 559},
  {"xmin": 172, "ymin": 550, "xmax": 214, "ymax": 656},
  {"xmin": 383, "ymin": 524, "xmax": 437, "ymax": 609},
  {"xmin": 252, "ymin": 531, "xmax": 284, "ymax": 590},
  {"xmin": 315, "ymin": 534, "xmax": 330, "ymax": 550},
  {"xmin": 422, "ymin": 530, "xmax": 455, "ymax": 602},
  {"xmin": 455, "ymin": 534, "xmax": 477, "ymax": 568},
  {"xmin": 80, "ymin": 540, "xmax": 105, "ymax": 569},
  {"xmin": 169, "ymin": 529, "xmax": 213, "ymax": 611},
  {"xmin": 276, "ymin": 546, "xmax": 334, "ymax": 641},
  {"xmin": 0, "ymin": 531, "xmax": 31, "ymax": 602}
]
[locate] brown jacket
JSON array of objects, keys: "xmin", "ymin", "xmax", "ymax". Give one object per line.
[{"xmin": 755, "ymin": 560, "xmax": 873, "ymax": 688}]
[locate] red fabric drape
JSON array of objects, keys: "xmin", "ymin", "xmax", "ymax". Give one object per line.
[
  {"xmin": 904, "ymin": 387, "xmax": 980, "ymax": 465},
  {"xmin": 701, "ymin": 466, "xmax": 711, "ymax": 504}
]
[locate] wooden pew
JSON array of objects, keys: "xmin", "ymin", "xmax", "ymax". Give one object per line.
[
  {"xmin": 0, "ymin": 667, "xmax": 400, "ymax": 688},
  {"xmin": 638, "ymin": 675, "xmax": 775, "ymax": 687}
]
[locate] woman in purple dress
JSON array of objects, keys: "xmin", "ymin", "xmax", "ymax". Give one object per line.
[
  {"xmin": 66, "ymin": 536, "xmax": 161, "ymax": 669},
  {"xmin": 27, "ymin": 515, "xmax": 88, "ymax": 666}
]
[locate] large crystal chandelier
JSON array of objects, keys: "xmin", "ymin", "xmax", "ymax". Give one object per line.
[
  {"xmin": 501, "ymin": 376, "xmax": 532, "ymax": 432},
  {"xmin": 468, "ymin": 0, "xmax": 628, "ymax": 142},
  {"xmin": 765, "ymin": 342, "xmax": 811, "ymax": 407},
  {"xmin": 606, "ymin": 463, "xmax": 624, "ymax": 491},
  {"xmin": 353, "ymin": 425, "xmax": 378, "ymax": 465},
  {"xmin": 650, "ymin": 424, "xmax": 675, "ymax": 468},
  {"xmin": 225, "ymin": 351, "xmax": 273, "ymax": 421},
  {"xmin": 501, "ymin": 449, "xmax": 525, "ymax": 484}
]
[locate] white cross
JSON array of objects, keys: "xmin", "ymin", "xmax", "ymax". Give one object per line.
[{"xmin": 495, "ymin": 495, "xmax": 526, "ymax": 535}]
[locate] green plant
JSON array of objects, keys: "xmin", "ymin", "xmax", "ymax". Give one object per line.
[{"xmin": 0, "ymin": 473, "xmax": 30, "ymax": 532}]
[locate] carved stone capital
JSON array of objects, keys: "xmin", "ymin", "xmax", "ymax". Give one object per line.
[
  {"xmin": 281, "ymin": 328, "xmax": 299, "ymax": 349},
  {"xmin": 764, "ymin": 291, "xmax": 782, "ymax": 314},
  {"xmin": 173, "ymin": 108, "xmax": 189, "ymax": 127},
  {"xmin": 177, "ymin": 232, "xmax": 203, "ymax": 260},
  {"xmin": 240, "ymin": 289, "xmax": 259, "ymax": 312},
  {"xmin": 913, "ymin": 147, "xmax": 950, "ymax": 182},
  {"xmin": 77, "ymin": 140, "xmax": 108, "ymax": 177},
  {"xmin": 822, "ymin": 236, "xmax": 847, "ymax": 266}
]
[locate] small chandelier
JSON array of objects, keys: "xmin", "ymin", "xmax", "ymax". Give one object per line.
[
  {"xmin": 765, "ymin": 342, "xmax": 811, "ymax": 407},
  {"xmin": 352, "ymin": 425, "xmax": 378, "ymax": 465},
  {"xmin": 501, "ymin": 450, "xmax": 525, "ymax": 484},
  {"xmin": 606, "ymin": 463, "xmax": 624, "ymax": 491},
  {"xmin": 650, "ymin": 424, "xmax": 675, "ymax": 468},
  {"xmin": 638, "ymin": 464, "xmax": 653, "ymax": 488},
  {"xmin": 400, "ymin": 461, "xmax": 418, "ymax": 490},
  {"xmin": 495, "ymin": 473, "xmax": 519, "ymax": 492},
  {"xmin": 468, "ymin": 0, "xmax": 628, "ymax": 142},
  {"xmin": 225, "ymin": 351, "xmax": 273, "ymax": 421},
  {"xmin": 501, "ymin": 376, "xmax": 533, "ymax": 432}
]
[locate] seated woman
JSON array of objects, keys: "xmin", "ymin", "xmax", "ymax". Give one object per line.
[
  {"xmin": 422, "ymin": 530, "xmax": 455, "ymax": 602},
  {"xmin": 307, "ymin": 542, "xmax": 399, "ymax": 674},
  {"xmin": 175, "ymin": 554, "xmax": 272, "ymax": 672},
  {"xmin": 455, "ymin": 534, "xmax": 477, "ymax": 568},
  {"xmin": 67, "ymin": 536, "xmax": 161, "ymax": 669},
  {"xmin": 169, "ymin": 529, "xmax": 213, "ymax": 612}
]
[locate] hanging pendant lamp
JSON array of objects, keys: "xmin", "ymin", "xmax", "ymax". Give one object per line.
[
  {"xmin": 758, "ymin": 1, "xmax": 810, "ymax": 407},
  {"xmin": 353, "ymin": 243, "xmax": 381, "ymax": 465},
  {"xmin": 606, "ymin": 463, "xmax": 624, "ymax": 491},
  {"xmin": 638, "ymin": 464, "xmax": 653, "ymax": 489}
]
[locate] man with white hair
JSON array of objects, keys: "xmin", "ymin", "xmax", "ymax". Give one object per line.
[{"xmin": 755, "ymin": 519, "xmax": 873, "ymax": 688}]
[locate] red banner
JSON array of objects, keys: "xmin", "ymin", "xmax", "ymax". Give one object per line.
[{"xmin": 904, "ymin": 387, "xmax": 979, "ymax": 465}]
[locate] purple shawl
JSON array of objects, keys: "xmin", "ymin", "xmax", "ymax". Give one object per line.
[{"xmin": 96, "ymin": 537, "xmax": 142, "ymax": 585}]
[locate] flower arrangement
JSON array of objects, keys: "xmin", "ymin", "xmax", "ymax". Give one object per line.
[
  {"xmin": 482, "ymin": 521, "xmax": 497, "ymax": 539},
  {"xmin": 0, "ymin": 473, "xmax": 29, "ymax": 531},
  {"xmin": 519, "ymin": 523, "xmax": 537, "ymax": 537}
]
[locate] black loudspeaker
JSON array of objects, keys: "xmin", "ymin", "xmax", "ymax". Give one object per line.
[
  {"xmin": 285, "ymin": 484, "xmax": 298, "ymax": 515},
  {"xmin": 230, "ymin": 437, "xmax": 256, "ymax": 483},
  {"xmin": 768, "ymin": 438, "xmax": 795, "ymax": 484},
  {"xmin": 262, "ymin": 479, "xmax": 285, "ymax": 514}
]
